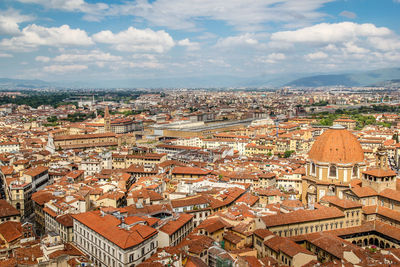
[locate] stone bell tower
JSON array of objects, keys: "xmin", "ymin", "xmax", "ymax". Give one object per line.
[
  {"xmin": 362, "ymin": 146, "xmax": 396, "ymax": 193},
  {"xmin": 104, "ymin": 106, "xmax": 111, "ymax": 133},
  {"xmin": 375, "ymin": 146, "xmax": 388, "ymax": 169}
]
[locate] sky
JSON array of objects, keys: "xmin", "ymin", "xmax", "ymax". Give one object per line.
[{"xmin": 0, "ymin": 0, "xmax": 400, "ymax": 86}]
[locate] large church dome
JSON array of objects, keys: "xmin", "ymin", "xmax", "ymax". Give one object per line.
[{"xmin": 308, "ymin": 124, "xmax": 364, "ymax": 164}]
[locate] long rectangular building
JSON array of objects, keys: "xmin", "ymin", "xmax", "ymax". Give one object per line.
[{"xmin": 54, "ymin": 133, "xmax": 118, "ymax": 149}]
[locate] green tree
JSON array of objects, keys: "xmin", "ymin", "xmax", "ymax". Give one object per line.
[
  {"xmin": 47, "ymin": 116, "xmax": 58, "ymax": 123},
  {"xmin": 284, "ymin": 150, "xmax": 295, "ymax": 158}
]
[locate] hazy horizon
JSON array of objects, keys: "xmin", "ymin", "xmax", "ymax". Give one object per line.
[{"xmin": 1, "ymin": 0, "xmax": 400, "ymax": 87}]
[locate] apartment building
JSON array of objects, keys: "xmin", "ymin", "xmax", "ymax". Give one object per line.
[
  {"xmin": 0, "ymin": 142, "xmax": 19, "ymax": 153},
  {"xmin": 73, "ymin": 210, "xmax": 158, "ymax": 267},
  {"xmin": 158, "ymin": 213, "xmax": 194, "ymax": 247}
]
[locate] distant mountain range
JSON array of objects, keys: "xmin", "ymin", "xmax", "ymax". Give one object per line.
[
  {"xmin": 1, "ymin": 67, "xmax": 400, "ymax": 89},
  {"xmin": 284, "ymin": 68, "xmax": 400, "ymax": 87},
  {"xmin": 0, "ymin": 78, "xmax": 52, "ymax": 88}
]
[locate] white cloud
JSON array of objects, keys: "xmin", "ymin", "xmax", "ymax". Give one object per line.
[
  {"xmin": 258, "ymin": 53, "xmax": 286, "ymax": 63},
  {"xmin": 43, "ymin": 64, "xmax": 88, "ymax": 73},
  {"xmin": 110, "ymin": 60, "xmax": 163, "ymax": 70},
  {"xmin": 305, "ymin": 51, "xmax": 328, "ymax": 60},
  {"xmin": 92, "ymin": 27, "xmax": 174, "ymax": 53},
  {"xmin": 53, "ymin": 50, "xmax": 122, "ymax": 62},
  {"xmin": 215, "ymin": 33, "xmax": 259, "ymax": 48},
  {"xmin": 17, "ymin": 0, "xmax": 108, "ymax": 21},
  {"xmin": 35, "ymin": 56, "xmax": 50, "ymax": 62},
  {"xmin": 207, "ymin": 58, "xmax": 231, "ymax": 67},
  {"xmin": 271, "ymin": 22, "xmax": 391, "ymax": 43},
  {"xmin": 339, "ymin": 10, "xmax": 356, "ymax": 19},
  {"xmin": 0, "ymin": 24, "xmax": 93, "ymax": 51},
  {"xmin": 0, "ymin": 53, "xmax": 13, "ymax": 58},
  {"xmin": 129, "ymin": 61, "xmax": 163, "ymax": 69},
  {"xmin": 177, "ymin": 38, "xmax": 200, "ymax": 51},
  {"xmin": 18, "ymin": 0, "xmax": 334, "ymax": 31},
  {"xmin": 116, "ymin": 0, "xmax": 334, "ymax": 31},
  {"xmin": 0, "ymin": 9, "xmax": 33, "ymax": 35},
  {"xmin": 368, "ymin": 37, "xmax": 400, "ymax": 51},
  {"xmin": 343, "ymin": 42, "xmax": 369, "ymax": 54}
]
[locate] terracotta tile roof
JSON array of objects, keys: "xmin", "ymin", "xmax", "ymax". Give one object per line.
[
  {"xmin": 185, "ymin": 256, "xmax": 208, "ymax": 267},
  {"xmin": 97, "ymin": 191, "xmax": 125, "ymax": 201},
  {"xmin": 128, "ymin": 189, "xmax": 163, "ymax": 202},
  {"xmin": 258, "ymin": 172, "xmax": 276, "ymax": 179},
  {"xmin": 54, "ymin": 132, "xmax": 116, "ymax": 140},
  {"xmin": 262, "ymin": 206, "xmax": 344, "ymax": 227},
  {"xmin": 48, "ymin": 243, "xmax": 84, "ymax": 259},
  {"xmin": 0, "ymin": 258, "xmax": 17, "ymax": 266},
  {"xmin": 320, "ymin": 195, "xmax": 362, "ymax": 209},
  {"xmin": 159, "ymin": 213, "xmax": 193, "ymax": 235},
  {"xmin": 171, "ymin": 195, "xmax": 209, "ymax": 208},
  {"xmin": 308, "ymin": 127, "xmax": 364, "ymax": 164},
  {"xmin": 56, "ymin": 214, "xmax": 74, "ymax": 227},
  {"xmin": 24, "ymin": 166, "xmax": 48, "ymax": 177},
  {"xmin": 0, "ymin": 221, "xmax": 22, "ymax": 243},
  {"xmin": 32, "ymin": 191, "xmax": 55, "ymax": 205},
  {"xmin": 238, "ymin": 256, "xmax": 263, "ymax": 267},
  {"xmin": 223, "ymin": 231, "xmax": 243, "ymax": 245},
  {"xmin": 291, "ymin": 232, "xmax": 362, "ymax": 260},
  {"xmin": 0, "ymin": 166, "xmax": 14, "ymax": 175},
  {"xmin": 197, "ymin": 217, "xmax": 231, "ymax": 234},
  {"xmin": 235, "ymin": 193, "xmax": 259, "ymax": 206},
  {"xmin": 349, "ymin": 186, "xmax": 377, "ymax": 197},
  {"xmin": 363, "ymin": 205, "xmax": 400, "ymax": 222},
  {"xmin": 253, "ymin": 229, "xmax": 274, "ymax": 239},
  {"xmin": 380, "ymin": 188, "xmax": 400, "ymax": 202},
  {"xmin": 65, "ymin": 170, "xmax": 84, "ymax": 180},
  {"xmin": 72, "ymin": 211, "xmax": 158, "ymax": 249},
  {"xmin": 0, "ymin": 200, "xmax": 20, "ymax": 218},
  {"xmin": 265, "ymin": 235, "xmax": 313, "ymax": 257},
  {"xmin": 43, "ymin": 207, "xmax": 57, "ymax": 218},
  {"xmin": 259, "ymin": 256, "xmax": 278, "ymax": 266},
  {"xmin": 363, "ymin": 168, "xmax": 396, "ymax": 177},
  {"xmin": 14, "ymin": 244, "xmax": 43, "ymax": 265},
  {"xmin": 281, "ymin": 199, "xmax": 304, "ymax": 209},
  {"xmin": 172, "ymin": 166, "xmax": 211, "ymax": 176}
]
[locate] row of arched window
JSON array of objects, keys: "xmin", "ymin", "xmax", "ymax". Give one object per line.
[{"xmin": 311, "ymin": 163, "xmax": 359, "ymax": 178}]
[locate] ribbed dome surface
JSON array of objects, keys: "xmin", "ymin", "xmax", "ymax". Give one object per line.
[{"xmin": 308, "ymin": 126, "xmax": 364, "ymax": 164}]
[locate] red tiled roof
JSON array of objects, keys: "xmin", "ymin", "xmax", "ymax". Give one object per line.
[
  {"xmin": 0, "ymin": 200, "xmax": 20, "ymax": 218},
  {"xmin": 56, "ymin": 214, "xmax": 74, "ymax": 227},
  {"xmin": 72, "ymin": 211, "xmax": 158, "ymax": 249},
  {"xmin": 363, "ymin": 168, "xmax": 396, "ymax": 177},
  {"xmin": 159, "ymin": 214, "xmax": 193, "ymax": 235},
  {"xmin": 320, "ymin": 195, "xmax": 362, "ymax": 209},
  {"xmin": 172, "ymin": 167, "xmax": 211, "ymax": 176},
  {"xmin": 24, "ymin": 166, "xmax": 48, "ymax": 177},
  {"xmin": 0, "ymin": 221, "xmax": 22, "ymax": 243},
  {"xmin": 262, "ymin": 206, "xmax": 344, "ymax": 227},
  {"xmin": 54, "ymin": 132, "xmax": 116, "ymax": 141}
]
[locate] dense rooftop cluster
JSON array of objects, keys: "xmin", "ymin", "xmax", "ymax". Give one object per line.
[{"xmin": 0, "ymin": 89, "xmax": 400, "ymax": 266}]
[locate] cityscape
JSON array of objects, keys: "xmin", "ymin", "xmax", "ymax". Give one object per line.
[{"xmin": 1, "ymin": 1, "xmax": 400, "ymax": 267}]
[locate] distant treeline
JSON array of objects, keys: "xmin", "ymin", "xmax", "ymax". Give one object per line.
[
  {"xmin": 0, "ymin": 93, "xmax": 73, "ymax": 108},
  {"xmin": 312, "ymin": 104, "xmax": 398, "ymax": 129},
  {"xmin": 0, "ymin": 90, "xmax": 149, "ymax": 108}
]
